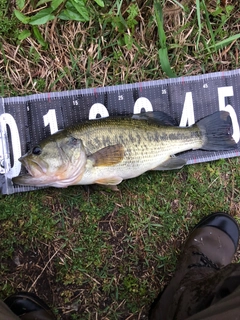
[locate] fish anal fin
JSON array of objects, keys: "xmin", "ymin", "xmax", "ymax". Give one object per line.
[
  {"xmin": 90, "ymin": 144, "xmax": 124, "ymax": 167},
  {"xmin": 152, "ymin": 157, "xmax": 186, "ymax": 171},
  {"xmin": 95, "ymin": 177, "xmax": 123, "ymax": 186}
]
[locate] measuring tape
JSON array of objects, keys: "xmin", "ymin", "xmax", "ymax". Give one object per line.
[{"xmin": 1, "ymin": 69, "xmax": 240, "ymax": 195}]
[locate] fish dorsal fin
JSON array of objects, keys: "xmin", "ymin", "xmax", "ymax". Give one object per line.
[
  {"xmin": 89, "ymin": 144, "xmax": 124, "ymax": 167},
  {"xmin": 132, "ymin": 111, "xmax": 177, "ymax": 126}
]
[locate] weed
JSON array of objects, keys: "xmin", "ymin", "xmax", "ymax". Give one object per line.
[
  {"xmin": 0, "ymin": 0, "xmax": 18, "ymax": 38},
  {"xmin": 13, "ymin": 0, "xmax": 105, "ymax": 47}
]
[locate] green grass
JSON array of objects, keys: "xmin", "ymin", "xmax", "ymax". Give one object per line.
[
  {"xmin": 0, "ymin": 0, "xmax": 18, "ymax": 38},
  {"xmin": 0, "ymin": 0, "xmax": 240, "ymax": 318},
  {"xmin": 1, "ymin": 158, "xmax": 240, "ymax": 318}
]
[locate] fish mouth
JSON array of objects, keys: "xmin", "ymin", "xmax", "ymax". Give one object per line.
[
  {"xmin": 12, "ymin": 174, "xmax": 46, "ymax": 187},
  {"xmin": 19, "ymin": 157, "xmax": 48, "ymax": 177},
  {"xmin": 12, "ymin": 157, "xmax": 51, "ymax": 187}
]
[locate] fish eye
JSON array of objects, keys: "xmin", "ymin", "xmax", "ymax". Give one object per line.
[
  {"xmin": 32, "ymin": 145, "xmax": 42, "ymax": 155},
  {"xmin": 69, "ymin": 136, "xmax": 78, "ymax": 145}
]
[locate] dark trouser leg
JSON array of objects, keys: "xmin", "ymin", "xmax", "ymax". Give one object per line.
[
  {"xmin": 150, "ymin": 263, "xmax": 240, "ymax": 320},
  {"xmin": 186, "ymin": 285, "xmax": 240, "ymax": 320},
  {"xmin": 0, "ymin": 300, "xmax": 20, "ymax": 320}
]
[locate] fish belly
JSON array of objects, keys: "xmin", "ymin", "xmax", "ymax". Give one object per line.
[{"xmin": 77, "ymin": 149, "xmax": 175, "ymax": 185}]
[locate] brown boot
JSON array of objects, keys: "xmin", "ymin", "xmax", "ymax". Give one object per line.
[
  {"xmin": 149, "ymin": 212, "xmax": 240, "ymax": 320},
  {"xmin": 4, "ymin": 292, "xmax": 56, "ymax": 320}
]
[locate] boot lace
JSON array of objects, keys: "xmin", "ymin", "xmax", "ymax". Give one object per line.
[{"xmin": 188, "ymin": 251, "xmax": 220, "ymax": 270}]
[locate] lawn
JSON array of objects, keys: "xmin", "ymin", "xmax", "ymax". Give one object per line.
[{"xmin": 0, "ymin": 0, "xmax": 240, "ymax": 319}]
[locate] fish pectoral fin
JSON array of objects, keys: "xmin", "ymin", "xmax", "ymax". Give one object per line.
[
  {"xmin": 152, "ymin": 157, "xmax": 187, "ymax": 171},
  {"xmin": 89, "ymin": 144, "xmax": 124, "ymax": 167},
  {"xmin": 95, "ymin": 177, "xmax": 123, "ymax": 186}
]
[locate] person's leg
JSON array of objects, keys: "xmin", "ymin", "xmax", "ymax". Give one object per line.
[
  {"xmin": 170, "ymin": 263, "xmax": 240, "ymax": 320},
  {"xmin": 0, "ymin": 300, "xmax": 20, "ymax": 320},
  {"xmin": 185, "ymin": 283, "xmax": 240, "ymax": 320},
  {"xmin": 149, "ymin": 212, "xmax": 240, "ymax": 320}
]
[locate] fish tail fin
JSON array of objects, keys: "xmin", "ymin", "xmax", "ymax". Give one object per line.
[{"xmin": 197, "ymin": 111, "xmax": 237, "ymax": 151}]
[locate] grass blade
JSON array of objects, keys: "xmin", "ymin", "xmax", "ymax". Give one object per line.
[
  {"xmin": 211, "ymin": 34, "xmax": 240, "ymax": 50},
  {"xmin": 202, "ymin": 0, "xmax": 215, "ymax": 47},
  {"xmin": 196, "ymin": 0, "xmax": 201, "ymax": 50},
  {"xmin": 154, "ymin": 0, "xmax": 176, "ymax": 78}
]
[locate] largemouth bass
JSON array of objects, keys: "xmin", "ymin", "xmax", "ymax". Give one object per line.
[{"xmin": 12, "ymin": 111, "xmax": 236, "ymax": 188}]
